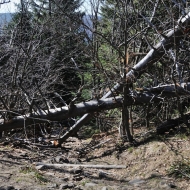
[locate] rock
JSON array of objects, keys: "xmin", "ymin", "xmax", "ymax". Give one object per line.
[
  {"xmin": 99, "ymin": 171, "xmax": 108, "ymax": 179},
  {"xmin": 74, "ymin": 186, "xmax": 83, "ymax": 190},
  {"xmin": 129, "ymin": 178, "xmax": 145, "ymax": 186},
  {"xmin": 67, "ymin": 183, "xmax": 74, "ymax": 188},
  {"xmin": 55, "ymin": 156, "xmax": 62, "ymax": 163},
  {"xmin": 47, "ymin": 183, "xmax": 58, "ymax": 188},
  {"xmin": 85, "ymin": 182, "xmax": 97, "ymax": 187},
  {"xmin": 121, "ymin": 187, "xmax": 128, "ymax": 190},
  {"xmin": 44, "ymin": 172, "xmax": 55, "ymax": 176},
  {"xmin": 6, "ymin": 186, "xmax": 15, "ymax": 190},
  {"xmin": 158, "ymin": 181, "xmax": 176, "ymax": 189},
  {"xmin": 35, "ymin": 165, "xmax": 45, "ymax": 170},
  {"xmin": 169, "ymin": 183, "xmax": 177, "ymax": 188},
  {"xmin": 54, "ymin": 156, "xmax": 69, "ymax": 163},
  {"xmin": 74, "ymin": 176, "xmax": 83, "ymax": 181},
  {"xmin": 101, "ymin": 187, "xmax": 108, "ymax": 190},
  {"xmin": 71, "ymin": 168, "xmax": 82, "ymax": 174},
  {"xmin": 59, "ymin": 183, "xmax": 68, "ymax": 189}
]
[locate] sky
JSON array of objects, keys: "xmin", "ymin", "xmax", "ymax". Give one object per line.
[
  {"xmin": 0, "ymin": 0, "xmax": 18, "ymax": 13},
  {"xmin": 0, "ymin": 0, "xmax": 91, "ymax": 14}
]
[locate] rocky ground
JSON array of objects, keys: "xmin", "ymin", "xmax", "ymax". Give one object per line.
[{"xmin": 0, "ymin": 128, "xmax": 190, "ymax": 190}]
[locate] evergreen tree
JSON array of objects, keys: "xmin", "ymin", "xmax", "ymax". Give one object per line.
[
  {"xmin": 7, "ymin": 0, "xmax": 33, "ymax": 45},
  {"xmin": 31, "ymin": 0, "xmax": 87, "ymax": 103},
  {"xmin": 2, "ymin": 0, "xmax": 88, "ymax": 116},
  {"xmin": 30, "ymin": 0, "xmax": 86, "ymax": 102}
]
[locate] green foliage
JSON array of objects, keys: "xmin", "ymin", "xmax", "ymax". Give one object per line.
[
  {"xmin": 80, "ymin": 124, "xmax": 100, "ymax": 138},
  {"xmin": 128, "ymin": 147, "xmax": 134, "ymax": 153},
  {"xmin": 81, "ymin": 88, "xmax": 91, "ymax": 100}
]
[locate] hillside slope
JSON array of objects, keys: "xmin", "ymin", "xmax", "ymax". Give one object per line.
[{"xmin": 0, "ymin": 129, "xmax": 190, "ymax": 189}]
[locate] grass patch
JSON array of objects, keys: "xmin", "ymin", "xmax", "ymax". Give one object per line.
[
  {"xmin": 80, "ymin": 124, "xmax": 100, "ymax": 138},
  {"xmin": 128, "ymin": 147, "xmax": 134, "ymax": 153},
  {"xmin": 20, "ymin": 166, "xmax": 48, "ymax": 183},
  {"xmin": 168, "ymin": 160, "xmax": 190, "ymax": 179},
  {"xmin": 81, "ymin": 179, "xmax": 90, "ymax": 186}
]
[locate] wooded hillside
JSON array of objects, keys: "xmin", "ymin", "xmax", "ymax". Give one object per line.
[{"xmin": 0, "ymin": 0, "xmax": 190, "ymax": 145}]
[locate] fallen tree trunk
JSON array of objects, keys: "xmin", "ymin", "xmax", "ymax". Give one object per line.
[
  {"xmin": 55, "ymin": 84, "xmax": 190, "ymax": 145},
  {"xmin": 156, "ymin": 112, "xmax": 190, "ymax": 134},
  {"xmin": 0, "ymin": 96, "xmax": 123, "ymax": 132},
  {"xmin": 0, "ymin": 94, "xmax": 162, "ymax": 132},
  {"xmin": 35, "ymin": 162, "xmax": 127, "ymax": 169},
  {"xmin": 63, "ymin": 12, "xmax": 190, "ymax": 141},
  {"xmin": 55, "ymin": 92, "xmax": 163, "ymax": 144},
  {"xmin": 0, "ymin": 82, "xmax": 190, "ymax": 133}
]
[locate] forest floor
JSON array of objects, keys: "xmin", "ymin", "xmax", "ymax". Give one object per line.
[{"xmin": 0, "ymin": 127, "xmax": 190, "ymax": 190}]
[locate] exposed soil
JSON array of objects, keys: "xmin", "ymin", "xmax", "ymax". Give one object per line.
[{"xmin": 0, "ymin": 128, "xmax": 190, "ymax": 190}]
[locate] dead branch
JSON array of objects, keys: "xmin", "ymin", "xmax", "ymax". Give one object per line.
[
  {"xmin": 140, "ymin": 82, "xmax": 190, "ymax": 97},
  {"xmin": 156, "ymin": 113, "xmax": 190, "ymax": 134},
  {"xmin": 35, "ymin": 162, "xmax": 127, "ymax": 169}
]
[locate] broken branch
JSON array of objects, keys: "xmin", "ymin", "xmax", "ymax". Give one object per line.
[{"xmin": 35, "ymin": 162, "xmax": 127, "ymax": 169}]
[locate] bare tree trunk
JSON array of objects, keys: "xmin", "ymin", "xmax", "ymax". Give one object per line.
[
  {"xmin": 120, "ymin": 1, "xmax": 133, "ymax": 142},
  {"xmin": 121, "ymin": 85, "xmax": 133, "ymax": 142}
]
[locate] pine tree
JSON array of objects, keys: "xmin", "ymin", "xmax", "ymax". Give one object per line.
[
  {"xmin": 29, "ymin": 0, "xmax": 87, "ymax": 103},
  {"xmin": 4, "ymin": 0, "xmax": 88, "ymax": 112},
  {"xmin": 7, "ymin": 0, "xmax": 33, "ymax": 45}
]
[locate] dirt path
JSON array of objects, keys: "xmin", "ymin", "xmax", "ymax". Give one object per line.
[{"xmin": 0, "ymin": 132, "xmax": 190, "ymax": 190}]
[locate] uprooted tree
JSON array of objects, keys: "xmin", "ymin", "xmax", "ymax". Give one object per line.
[{"xmin": 0, "ymin": 0, "xmax": 190, "ymax": 145}]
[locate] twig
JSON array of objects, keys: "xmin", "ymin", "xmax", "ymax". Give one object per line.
[{"xmin": 91, "ymin": 138, "xmax": 112, "ymax": 150}]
